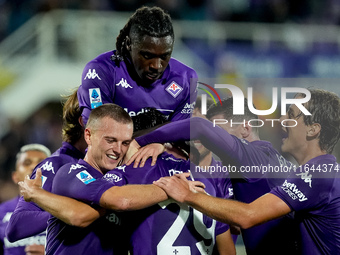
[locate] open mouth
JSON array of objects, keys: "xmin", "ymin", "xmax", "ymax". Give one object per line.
[
  {"xmin": 107, "ymin": 154, "xmax": 118, "ymax": 160},
  {"xmin": 281, "ymin": 129, "xmax": 288, "ymax": 142},
  {"xmin": 145, "ymin": 73, "xmax": 160, "ymax": 81}
]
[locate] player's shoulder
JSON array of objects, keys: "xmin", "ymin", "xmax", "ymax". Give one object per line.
[
  {"xmin": 37, "ymin": 153, "xmax": 79, "ymax": 175},
  {"xmin": 168, "ymin": 58, "xmax": 197, "ymax": 77},
  {"xmin": 58, "ymin": 160, "xmax": 88, "ymax": 175}
]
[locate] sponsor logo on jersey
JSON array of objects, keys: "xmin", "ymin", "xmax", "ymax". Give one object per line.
[
  {"xmin": 103, "ymin": 172, "xmax": 122, "ymax": 183},
  {"xmin": 41, "ymin": 161, "xmax": 55, "ymax": 174},
  {"xmin": 76, "ymin": 170, "xmax": 96, "ymax": 184},
  {"xmin": 124, "ymin": 107, "xmax": 149, "ymax": 117},
  {"xmin": 281, "ymin": 180, "xmax": 308, "ymax": 202},
  {"xmin": 169, "ymin": 169, "xmax": 183, "ymax": 176},
  {"xmin": 166, "ymin": 82, "xmax": 183, "ymax": 98},
  {"xmin": 2, "ymin": 212, "xmax": 12, "ymax": 223},
  {"xmin": 228, "ymin": 187, "xmax": 234, "ymax": 197},
  {"xmin": 181, "ymin": 102, "xmax": 195, "ymax": 114},
  {"xmin": 106, "ymin": 212, "xmax": 121, "ymax": 225},
  {"xmin": 115, "ymin": 165, "xmax": 126, "ymax": 172},
  {"xmin": 124, "ymin": 107, "xmax": 172, "ymax": 119},
  {"xmin": 296, "ymin": 170, "xmax": 312, "ymax": 188},
  {"xmin": 89, "ymin": 88, "xmax": 103, "ymax": 109},
  {"xmin": 116, "ymin": 78, "xmax": 133, "ymax": 88},
  {"xmin": 84, "ymin": 69, "xmax": 101, "ymax": 80}
]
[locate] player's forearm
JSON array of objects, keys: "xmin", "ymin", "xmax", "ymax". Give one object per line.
[
  {"xmin": 6, "ymin": 209, "xmax": 49, "ymax": 241},
  {"xmin": 100, "ymin": 184, "xmax": 168, "ymax": 211},
  {"xmin": 30, "ymin": 189, "xmax": 102, "ymax": 227},
  {"xmin": 184, "ymin": 192, "xmax": 256, "ymax": 229}
]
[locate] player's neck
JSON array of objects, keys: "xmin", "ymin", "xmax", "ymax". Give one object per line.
[
  {"xmin": 73, "ymin": 138, "xmax": 87, "ymax": 155},
  {"xmin": 294, "ymin": 143, "xmax": 326, "ymax": 165}
]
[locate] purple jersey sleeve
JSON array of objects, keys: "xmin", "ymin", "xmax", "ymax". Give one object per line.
[
  {"xmin": 5, "ymin": 200, "xmax": 49, "ymax": 242},
  {"xmin": 52, "ymin": 161, "xmax": 103, "ymax": 204}
]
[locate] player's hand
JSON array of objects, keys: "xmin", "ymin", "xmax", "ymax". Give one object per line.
[
  {"xmin": 126, "ymin": 143, "xmax": 165, "ymax": 168},
  {"xmin": 25, "ymin": 244, "xmax": 45, "ymax": 255},
  {"xmin": 154, "ymin": 173, "xmax": 204, "ymax": 203},
  {"xmin": 175, "ymin": 172, "xmax": 206, "ymax": 194},
  {"xmin": 18, "ymin": 168, "xmax": 43, "ymax": 202}
]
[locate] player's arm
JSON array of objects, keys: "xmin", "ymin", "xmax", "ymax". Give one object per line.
[
  {"xmin": 19, "ymin": 169, "xmax": 104, "ymax": 228},
  {"xmin": 99, "ymin": 184, "xmax": 168, "ymax": 211},
  {"xmin": 19, "ymin": 169, "xmax": 169, "ymax": 226},
  {"xmin": 133, "ymin": 117, "xmax": 238, "ymax": 164},
  {"xmin": 216, "ymin": 230, "xmax": 236, "ymax": 255},
  {"xmin": 5, "ymin": 201, "xmax": 50, "ymax": 241},
  {"xmin": 154, "ymin": 174, "xmax": 291, "ymax": 229}
]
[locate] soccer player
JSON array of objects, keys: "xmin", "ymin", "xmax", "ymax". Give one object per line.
[
  {"xmin": 6, "ymin": 88, "xmax": 87, "ymax": 242},
  {"xmin": 77, "ymin": 6, "xmax": 198, "ymax": 126},
  {"xmin": 128, "ymin": 97, "xmax": 298, "ymax": 254},
  {"xmin": 154, "ymin": 89, "xmax": 340, "ymax": 255},
  {"xmin": 0, "ymin": 143, "xmax": 50, "ymax": 255}
]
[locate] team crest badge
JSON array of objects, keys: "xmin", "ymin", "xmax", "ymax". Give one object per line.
[{"xmin": 165, "ymin": 82, "xmax": 183, "ymax": 98}]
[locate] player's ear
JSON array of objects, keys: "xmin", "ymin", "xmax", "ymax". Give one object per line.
[
  {"xmin": 84, "ymin": 128, "xmax": 92, "ymax": 144},
  {"xmin": 125, "ymin": 36, "xmax": 131, "ymax": 51},
  {"xmin": 241, "ymin": 123, "xmax": 251, "ymax": 139},
  {"xmin": 307, "ymin": 123, "xmax": 321, "ymax": 138}
]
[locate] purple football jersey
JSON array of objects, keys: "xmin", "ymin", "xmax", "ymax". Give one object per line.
[
  {"xmin": 0, "ymin": 197, "xmax": 45, "ymax": 255},
  {"xmin": 271, "ymin": 154, "xmax": 340, "ymax": 255},
  {"xmin": 90, "ymin": 152, "xmax": 229, "ymax": 255},
  {"xmin": 135, "ymin": 117, "xmax": 299, "ymax": 254},
  {"xmin": 6, "ymin": 142, "xmax": 85, "ymax": 242},
  {"xmin": 77, "ymin": 51, "xmax": 198, "ymax": 125},
  {"xmin": 45, "ymin": 159, "xmax": 127, "ymax": 255}
]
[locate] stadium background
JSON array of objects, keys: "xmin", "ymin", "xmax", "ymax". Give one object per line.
[{"xmin": 1, "ymin": 1, "xmax": 340, "ymax": 253}]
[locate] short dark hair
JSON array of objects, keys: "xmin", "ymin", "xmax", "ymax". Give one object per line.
[
  {"xmin": 86, "ymin": 103, "xmax": 132, "ymax": 131},
  {"xmin": 206, "ymin": 97, "xmax": 260, "ymax": 135},
  {"xmin": 112, "ymin": 6, "xmax": 174, "ymax": 64},
  {"xmin": 132, "ymin": 108, "xmax": 168, "ymax": 137},
  {"xmin": 297, "ymin": 89, "xmax": 340, "ymax": 154},
  {"xmin": 62, "ymin": 88, "xmax": 83, "ymax": 144}
]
